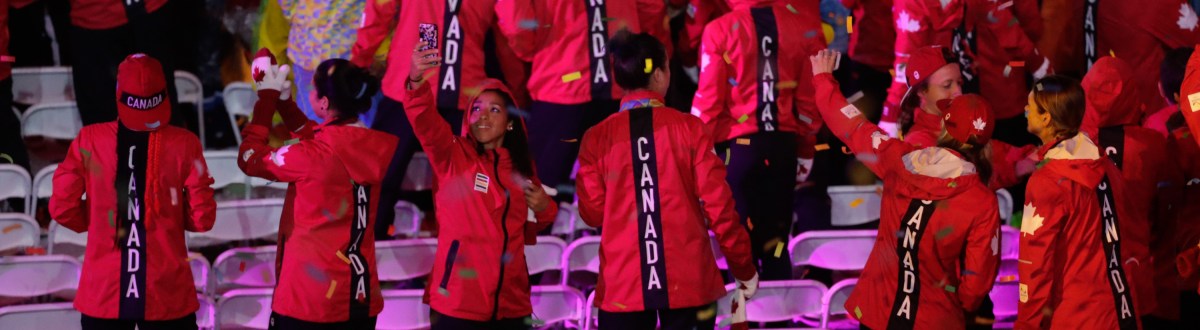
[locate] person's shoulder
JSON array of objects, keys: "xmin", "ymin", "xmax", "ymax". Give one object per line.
[{"xmin": 159, "ymin": 126, "xmax": 203, "ymax": 145}]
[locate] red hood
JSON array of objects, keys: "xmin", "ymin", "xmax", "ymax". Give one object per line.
[
  {"xmin": 314, "ymin": 124, "xmax": 399, "ymax": 186},
  {"xmin": 1036, "ymin": 133, "xmax": 1106, "ymax": 189},
  {"xmin": 1082, "ymin": 57, "xmax": 1142, "ymax": 131},
  {"xmin": 462, "ymin": 78, "xmax": 522, "ymax": 140},
  {"xmin": 891, "ymin": 147, "xmax": 983, "ymax": 200}
]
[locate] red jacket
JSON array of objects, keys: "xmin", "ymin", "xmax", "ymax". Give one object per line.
[
  {"xmin": 813, "ymin": 73, "xmax": 1000, "ymax": 329},
  {"xmin": 1167, "ymin": 122, "xmax": 1200, "ymax": 295},
  {"xmin": 679, "ymin": 0, "xmax": 730, "ymax": 68},
  {"xmin": 1095, "ymin": 0, "xmax": 1199, "ymax": 114},
  {"xmin": 238, "ymin": 90, "xmax": 397, "ymax": 323},
  {"xmin": 964, "ymin": 0, "xmax": 1045, "ymax": 119},
  {"xmin": 353, "ymin": 0, "xmax": 517, "ymax": 109},
  {"xmin": 50, "ymin": 123, "xmax": 215, "ymax": 320},
  {"xmin": 903, "ymin": 109, "xmax": 1037, "ymax": 190},
  {"xmin": 1143, "ymin": 105, "xmax": 1177, "ymax": 139},
  {"xmin": 842, "ymin": 0, "xmax": 895, "ymax": 71},
  {"xmin": 68, "ymin": 0, "xmax": 169, "ymax": 30},
  {"xmin": 495, "ymin": 0, "xmax": 669, "ymax": 104},
  {"xmin": 691, "ymin": 0, "xmax": 825, "ymax": 150},
  {"xmin": 576, "ymin": 90, "xmax": 756, "ymax": 312},
  {"xmin": 1182, "ymin": 45, "xmax": 1200, "ymax": 148},
  {"xmin": 1017, "ymin": 133, "xmax": 1147, "ymax": 330},
  {"xmin": 885, "ymin": 0, "xmax": 964, "ymax": 123},
  {"xmin": 403, "ymin": 79, "xmax": 558, "ymax": 321}
]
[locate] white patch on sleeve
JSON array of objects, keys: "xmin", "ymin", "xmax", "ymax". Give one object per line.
[
  {"xmin": 839, "ymin": 104, "xmax": 862, "ymax": 119},
  {"xmin": 896, "ymin": 11, "xmax": 921, "ymax": 33},
  {"xmin": 270, "ymin": 145, "xmax": 292, "ymax": 167},
  {"xmin": 241, "ymin": 149, "xmax": 255, "ymax": 162},
  {"xmin": 871, "ymin": 131, "xmax": 890, "ymax": 149},
  {"xmin": 1180, "ymin": 3, "xmax": 1197, "ymax": 31},
  {"xmin": 1189, "ymin": 92, "xmax": 1200, "ymax": 112}
]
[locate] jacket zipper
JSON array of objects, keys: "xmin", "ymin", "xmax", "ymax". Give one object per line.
[{"xmin": 490, "ymin": 150, "xmax": 511, "ymax": 320}]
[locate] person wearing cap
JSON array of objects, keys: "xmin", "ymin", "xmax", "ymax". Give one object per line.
[
  {"xmin": 810, "ymin": 49, "xmax": 1000, "ymax": 330},
  {"xmin": 689, "ymin": 0, "xmax": 826, "ymax": 280},
  {"xmin": 575, "ymin": 30, "xmax": 759, "ymax": 329},
  {"xmin": 405, "ymin": 42, "xmax": 557, "ymax": 329},
  {"xmin": 1017, "ymin": 75, "xmax": 1149, "ymax": 329},
  {"xmin": 237, "ymin": 58, "xmax": 397, "ymax": 328},
  {"xmin": 1080, "ymin": 56, "xmax": 1170, "ymax": 325},
  {"xmin": 1145, "ymin": 48, "xmax": 1193, "ymax": 139},
  {"xmin": 49, "ymin": 54, "xmax": 216, "ymax": 330}
]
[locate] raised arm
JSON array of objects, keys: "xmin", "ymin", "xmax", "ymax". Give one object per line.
[
  {"xmin": 238, "ymin": 65, "xmax": 311, "ymax": 183},
  {"xmin": 402, "ymin": 43, "xmax": 461, "ymax": 175},
  {"xmin": 810, "ymin": 50, "xmax": 905, "ymax": 178}
]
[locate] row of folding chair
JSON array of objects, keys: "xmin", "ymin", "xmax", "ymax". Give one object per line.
[{"xmin": 0, "ymin": 295, "xmax": 216, "ymax": 330}]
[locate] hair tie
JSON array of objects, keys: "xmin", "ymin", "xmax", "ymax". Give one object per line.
[{"xmin": 356, "ymin": 82, "xmax": 368, "ymax": 99}]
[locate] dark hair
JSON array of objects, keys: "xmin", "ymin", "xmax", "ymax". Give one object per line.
[
  {"xmin": 471, "ymin": 90, "xmax": 536, "ymax": 180},
  {"xmin": 937, "ymin": 134, "xmax": 993, "ymax": 186},
  {"xmin": 608, "ymin": 29, "xmax": 668, "ymax": 90},
  {"xmin": 314, "ymin": 58, "xmax": 380, "ymax": 121},
  {"xmin": 1161, "ymin": 47, "xmax": 1193, "ymax": 104},
  {"xmin": 1032, "ymin": 75, "xmax": 1086, "ymax": 140}
]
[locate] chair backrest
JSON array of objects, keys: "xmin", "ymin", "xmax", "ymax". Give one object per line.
[
  {"xmin": 821, "ymin": 278, "xmax": 858, "ymax": 328},
  {"xmin": 996, "ymin": 189, "xmax": 1014, "ymax": 222},
  {"xmin": 788, "ymin": 230, "xmax": 876, "ymax": 271},
  {"xmin": 0, "ymin": 302, "xmax": 80, "ymax": 330},
  {"xmin": 174, "ymin": 71, "xmax": 205, "ymax": 148},
  {"xmin": 377, "ymin": 289, "xmax": 430, "ymax": 330},
  {"xmin": 375, "ymin": 238, "xmax": 438, "ymax": 282},
  {"xmin": 531, "ymin": 285, "xmax": 586, "ymax": 327},
  {"xmin": 583, "ymin": 290, "xmax": 597, "ymax": 330},
  {"xmin": 187, "ymin": 199, "xmax": 284, "ymax": 248},
  {"xmin": 550, "ymin": 202, "xmax": 577, "ymax": 237},
  {"xmin": 197, "ymin": 294, "xmax": 216, "ymax": 330},
  {"xmin": 0, "ymin": 256, "xmax": 81, "ymax": 300},
  {"xmin": 211, "ymin": 246, "xmax": 278, "ymax": 293},
  {"xmin": 222, "ymin": 82, "xmax": 256, "ymax": 145},
  {"xmin": 246, "ymin": 176, "xmax": 289, "ymax": 191},
  {"xmin": 400, "ymin": 152, "xmax": 434, "ymax": 191},
  {"xmin": 525, "ymin": 236, "xmax": 567, "ymax": 276},
  {"xmin": 202, "ymin": 150, "xmax": 245, "ymax": 191},
  {"xmin": 827, "ymin": 185, "xmax": 883, "ymax": 227},
  {"xmin": 11, "ymin": 67, "xmax": 73, "ymax": 105},
  {"xmin": 189, "ymin": 252, "xmax": 211, "ymax": 294},
  {"xmin": 1000, "ymin": 226, "xmax": 1019, "ymax": 259},
  {"xmin": 391, "ymin": 200, "xmax": 424, "ymax": 239},
  {"xmin": 215, "ymin": 288, "xmax": 273, "ymax": 330},
  {"xmin": 20, "ymin": 102, "xmax": 81, "ymax": 140},
  {"xmin": 717, "ymin": 280, "xmax": 828, "ymax": 323},
  {"xmin": 32, "ymin": 164, "xmax": 56, "ymax": 200},
  {"xmin": 0, "ymin": 213, "xmax": 39, "ymax": 255},
  {"xmin": 561, "ymin": 236, "xmax": 601, "ymax": 285},
  {"xmin": 46, "ymin": 221, "xmax": 87, "ymax": 258},
  {"xmin": 0, "ymin": 165, "xmax": 31, "ymax": 208}
]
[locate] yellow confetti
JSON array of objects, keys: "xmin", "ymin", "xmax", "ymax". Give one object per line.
[
  {"xmin": 561, "ymin": 71, "xmax": 582, "ymax": 82},
  {"xmin": 613, "ymin": 302, "xmax": 627, "ymax": 310},
  {"xmin": 814, "ymin": 144, "xmax": 830, "ymax": 151},
  {"xmin": 737, "ymin": 114, "xmax": 750, "ymax": 123},
  {"xmin": 776, "ymin": 81, "xmax": 797, "ymax": 89},
  {"xmin": 735, "ymin": 138, "xmax": 750, "ymax": 145},
  {"xmin": 336, "ymin": 250, "xmax": 351, "ymax": 264},
  {"xmin": 724, "ymin": 149, "xmax": 731, "ymax": 165},
  {"xmin": 1109, "ymin": 50, "xmax": 1116, "ymax": 58},
  {"xmin": 644, "ymin": 58, "xmax": 653, "ymax": 73},
  {"xmin": 2, "ymin": 224, "xmax": 20, "ymax": 234},
  {"xmin": 847, "ymin": 16, "xmax": 854, "ymax": 33},
  {"xmin": 325, "ymin": 280, "xmax": 338, "ymax": 299},
  {"xmin": 774, "ymin": 241, "xmax": 785, "ymax": 257},
  {"xmin": 854, "ymin": 306, "xmax": 862, "ymax": 318},
  {"xmin": 696, "ymin": 304, "xmax": 717, "ymax": 320},
  {"xmin": 849, "ymin": 198, "xmax": 864, "ymax": 208},
  {"xmin": 723, "ymin": 53, "xmax": 732, "ymax": 64}
]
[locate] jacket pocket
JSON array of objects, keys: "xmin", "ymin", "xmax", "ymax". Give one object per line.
[{"xmin": 439, "ymin": 240, "xmax": 460, "ymax": 290}]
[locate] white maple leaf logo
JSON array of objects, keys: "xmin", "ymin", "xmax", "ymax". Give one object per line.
[
  {"xmin": 897, "ymin": 11, "xmax": 921, "ymax": 33},
  {"xmin": 1180, "ymin": 4, "xmax": 1198, "ymax": 31},
  {"xmin": 270, "ymin": 145, "xmax": 292, "ymax": 167},
  {"xmin": 973, "ymin": 118, "xmax": 987, "ymax": 131},
  {"xmin": 871, "ymin": 131, "xmax": 890, "ymax": 149},
  {"xmin": 1020, "ymin": 203, "xmax": 1044, "ymax": 237}
]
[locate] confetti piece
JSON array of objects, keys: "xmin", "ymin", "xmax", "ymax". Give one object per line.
[
  {"xmin": 999, "ymin": 275, "xmax": 1017, "ymax": 282},
  {"xmin": 0, "ymin": 154, "xmax": 11, "ymax": 164},
  {"xmin": 723, "ymin": 53, "xmax": 732, "ymax": 64},
  {"xmin": 737, "ymin": 114, "xmax": 750, "ymax": 123},
  {"xmin": 786, "ymin": 4, "xmax": 798, "ymax": 14},
  {"xmin": 2, "ymin": 224, "xmax": 20, "ymax": 234},
  {"xmin": 326, "ymin": 280, "xmax": 338, "ymax": 299},
  {"xmin": 895, "ymin": 230, "xmax": 906, "ymax": 238},
  {"xmin": 261, "ymin": 269, "xmax": 272, "ymax": 283},
  {"xmin": 1109, "ymin": 50, "xmax": 1116, "ymax": 58},
  {"xmin": 854, "ymin": 306, "xmax": 862, "ymax": 318},
  {"xmin": 524, "ymin": 317, "xmax": 545, "ymax": 327},
  {"xmin": 518, "ymin": 19, "xmax": 540, "ymax": 30},
  {"xmin": 501, "ymin": 252, "xmax": 513, "ymax": 264},
  {"xmin": 696, "ymin": 304, "xmax": 717, "ymax": 320},
  {"xmin": 387, "ymin": 225, "xmax": 395, "ymax": 237},
  {"xmin": 735, "ymin": 138, "xmax": 750, "ymax": 145},
  {"xmin": 847, "ymin": 91, "xmax": 866, "ymax": 103},
  {"xmin": 962, "ymin": 269, "xmax": 976, "ymax": 276},
  {"xmin": 847, "ymin": 16, "xmax": 854, "ymax": 33},
  {"xmin": 776, "ymin": 81, "xmax": 797, "ymax": 89},
  {"xmin": 935, "ymin": 227, "xmax": 953, "ymax": 239},
  {"xmin": 856, "ymin": 153, "xmax": 879, "ymax": 163},
  {"xmin": 108, "ymin": 210, "xmax": 115, "ymax": 227},
  {"xmin": 724, "ymin": 149, "xmax": 731, "ymax": 165},
  {"xmin": 239, "ymin": 261, "xmax": 246, "ymax": 272},
  {"xmin": 438, "ymin": 287, "xmax": 449, "ymax": 296},
  {"xmin": 1018, "ymin": 259, "xmax": 1033, "ymax": 265},
  {"xmin": 303, "ymin": 263, "xmax": 328, "ymax": 282},
  {"xmin": 774, "ymin": 241, "xmax": 785, "ymax": 257},
  {"xmin": 842, "ymin": 146, "xmax": 853, "ymax": 154},
  {"xmin": 458, "ymin": 268, "xmax": 478, "ymax": 279},
  {"xmin": 804, "ymin": 30, "xmax": 817, "ymax": 39},
  {"xmin": 1003, "ymin": 65, "xmax": 1012, "ymax": 78},
  {"xmin": 1009, "ymin": 61, "xmax": 1025, "ymax": 68},
  {"xmin": 944, "ymin": 284, "xmax": 957, "ymax": 293},
  {"xmin": 561, "ymin": 138, "xmax": 579, "ymax": 143},
  {"xmin": 732, "ymin": 22, "xmax": 738, "ymax": 31},
  {"xmin": 336, "ymin": 250, "xmax": 351, "ymax": 264},
  {"xmin": 747, "ymin": 217, "xmax": 754, "ymax": 231},
  {"xmin": 947, "ymin": 181, "xmax": 958, "ymax": 188},
  {"xmin": 849, "ymin": 198, "xmax": 864, "ymax": 208},
  {"xmin": 727, "ymin": 78, "xmax": 738, "ymax": 86},
  {"xmin": 643, "ymin": 58, "xmax": 654, "ymax": 73},
  {"xmin": 613, "ymin": 302, "xmax": 627, "ymax": 310},
  {"xmin": 561, "ymin": 71, "xmax": 582, "ymax": 82}
]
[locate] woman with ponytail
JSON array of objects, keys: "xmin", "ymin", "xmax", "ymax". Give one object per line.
[
  {"xmin": 237, "ymin": 58, "xmax": 398, "ymax": 329},
  {"xmin": 810, "ymin": 49, "xmax": 1001, "ymax": 329},
  {"xmin": 405, "ymin": 41, "xmax": 557, "ymax": 329},
  {"xmin": 575, "ymin": 30, "xmax": 759, "ymax": 329}
]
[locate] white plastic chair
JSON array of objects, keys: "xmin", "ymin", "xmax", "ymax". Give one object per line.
[
  {"xmin": 716, "ymin": 280, "xmax": 828, "ymax": 324},
  {"xmin": 174, "ymin": 71, "xmax": 206, "ymax": 148},
  {"xmin": 0, "ymin": 165, "xmax": 31, "ymax": 215},
  {"xmin": 20, "ymin": 102, "xmax": 81, "ymax": 140},
  {"xmin": 46, "ymin": 221, "xmax": 86, "ymax": 258},
  {"xmin": 1000, "ymin": 226, "xmax": 1019, "ymax": 259},
  {"xmin": 211, "ymin": 245, "xmax": 277, "ymax": 294},
  {"xmin": 550, "ymin": 202, "xmax": 595, "ymax": 241},
  {"xmin": 187, "ymin": 198, "xmax": 283, "ymax": 248},
  {"xmin": 377, "ymin": 289, "xmax": 430, "ymax": 330},
  {"xmin": 11, "ymin": 67, "xmax": 73, "ymax": 106},
  {"xmin": 203, "ymin": 150, "xmax": 246, "ymax": 192},
  {"xmin": 0, "ymin": 255, "xmax": 81, "ymax": 304},
  {"xmin": 582, "ymin": 291, "xmax": 598, "ymax": 330},
  {"xmin": 0, "ymin": 302, "xmax": 80, "ymax": 330},
  {"xmin": 827, "ymin": 185, "xmax": 883, "ymax": 226},
  {"xmin": 996, "ymin": 189, "xmax": 1014, "ymax": 223},
  {"xmin": 215, "ymin": 288, "xmax": 273, "ymax": 330},
  {"xmin": 525, "ymin": 236, "xmax": 567, "ymax": 276},
  {"xmin": 788, "ymin": 230, "xmax": 877, "ymax": 271},
  {"xmin": 190, "ymin": 252, "xmax": 211, "ymax": 294},
  {"xmin": 30, "ymin": 164, "xmax": 56, "ymax": 216},
  {"xmin": 197, "ymin": 294, "xmax": 216, "ymax": 330},
  {"xmin": 375, "ymin": 238, "xmax": 438, "ymax": 282},
  {"xmin": 222, "ymin": 82, "xmax": 256, "ymax": 145},
  {"xmin": 400, "ymin": 152, "xmax": 434, "ymax": 191},
  {"xmin": 0, "ymin": 213, "xmax": 39, "ymax": 255},
  {"xmin": 391, "ymin": 200, "xmax": 424, "ymax": 238},
  {"xmin": 990, "ymin": 262, "xmax": 1020, "ymax": 323},
  {"xmin": 821, "ymin": 278, "xmax": 859, "ymax": 329},
  {"xmin": 531, "ymin": 285, "xmax": 586, "ymax": 328},
  {"xmin": 560, "ymin": 236, "xmax": 601, "ymax": 285}
]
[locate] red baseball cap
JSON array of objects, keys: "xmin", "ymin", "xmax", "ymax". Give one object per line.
[
  {"xmin": 937, "ymin": 94, "xmax": 994, "ymax": 145},
  {"xmin": 900, "ymin": 46, "xmax": 958, "ymax": 107},
  {"xmin": 116, "ymin": 53, "xmax": 171, "ymax": 131}
]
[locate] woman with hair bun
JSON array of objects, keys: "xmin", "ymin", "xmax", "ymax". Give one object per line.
[{"xmin": 238, "ymin": 58, "xmax": 398, "ymax": 329}]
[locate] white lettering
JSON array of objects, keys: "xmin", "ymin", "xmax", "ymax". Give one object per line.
[
  {"xmin": 896, "ymin": 296, "xmax": 912, "ymax": 319},
  {"xmin": 350, "ymin": 254, "xmax": 366, "ymax": 275},
  {"xmin": 641, "ymin": 188, "xmax": 656, "ymax": 213},
  {"xmin": 593, "ymin": 60, "xmax": 609, "ymax": 83},
  {"xmin": 126, "ymin": 225, "xmax": 141, "ymax": 247},
  {"xmin": 646, "ymin": 265, "xmax": 662, "ymax": 290},
  {"xmin": 760, "ymin": 36, "xmax": 773, "ymax": 57},
  {"xmin": 645, "ymin": 239, "xmax": 659, "ymax": 263},
  {"xmin": 126, "ymin": 248, "xmax": 140, "ymax": 271},
  {"xmin": 125, "ymin": 275, "xmax": 140, "ymax": 298},
  {"xmin": 644, "ymin": 215, "xmax": 658, "ymax": 239},
  {"xmin": 128, "ymin": 146, "xmax": 137, "ymax": 169},
  {"xmin": 640, "ymin": 164, "xmax": 654, "ymax": 187},
  {"xmin": 637, "ymin": 137, "xmax": 651, "ymax": 160},
  {"xmin": 441, "ymin": 66, "xmax": 458, "ymax": 91}
]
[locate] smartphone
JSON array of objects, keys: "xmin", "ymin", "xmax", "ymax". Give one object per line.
[{"xmin": 418, "ymin": 23, "xmax": 439, "ymax": 58}]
